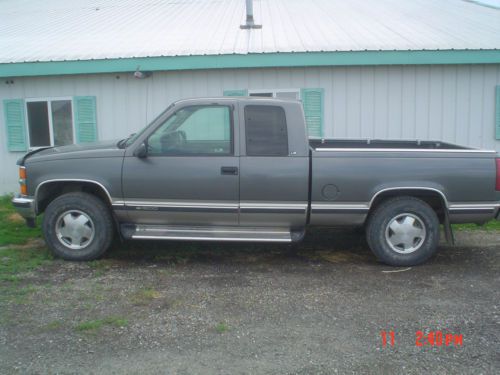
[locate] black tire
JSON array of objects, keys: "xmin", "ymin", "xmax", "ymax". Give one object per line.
[
  {"xmin": 366, "ymin": 196, "xmax": 440, "ymax": 266},
  {"xmin": 42, "ymin": 192, "xmax": 114, "ymax": 261}
]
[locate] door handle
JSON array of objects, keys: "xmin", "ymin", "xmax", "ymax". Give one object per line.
[{"xmin": 221, "ymin": 166, "xmax": 238, "ymax": 175}]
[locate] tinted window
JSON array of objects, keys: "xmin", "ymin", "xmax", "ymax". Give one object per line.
[
  {"xmin": 148, "ymin": 105, "xmax": 232, "ymax": 156},
  {"xmin": 244, "ymin": 105, "xmax": 288, "ymax": 156}
]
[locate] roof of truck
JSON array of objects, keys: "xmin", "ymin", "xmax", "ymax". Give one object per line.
[{"xmin": 1, "ymin": 0, "xmax": 499, "ymax": 77}]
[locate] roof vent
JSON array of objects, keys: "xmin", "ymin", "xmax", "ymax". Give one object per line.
[{"xmin": 240, "ymin": 0, "xmax": 262, "ymax": 29}]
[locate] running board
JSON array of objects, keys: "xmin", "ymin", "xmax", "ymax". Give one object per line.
[{"xmin": 120, "ymin": 224, "xmax": 300, "ymax": 242}]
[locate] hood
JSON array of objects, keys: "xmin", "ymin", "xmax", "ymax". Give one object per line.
[{"xmin": 23, "ymin": 139, "xmax": 125, "ymax": 164}]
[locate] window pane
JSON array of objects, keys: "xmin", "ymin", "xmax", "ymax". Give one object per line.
[
  {"xmin": 51, "ymin": 100, "xmax": 73, "ymax": 146},
  {"xmin": 250, "ymin": 92, "xmax": 273, "ymax": 97},
  {"xmin": 276, "ymin": 91, "xmax": 299, "ymax": 100},
  {"xmin": 245, "ymin": 105, "xmax": 288, "ymax": 156},
  {"xmin": 148, "ymin": 106, "xmax": 232, "ymax": 155},
  {"xmin": 26, "ymin": 101, "xmax": 50, "ymax": 147}
]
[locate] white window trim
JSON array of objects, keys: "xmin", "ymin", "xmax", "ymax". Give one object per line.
[
  {"xmin": 24, "ymin": 97, "xmax": 75, "ymax": 150},
  {"xmin": 248, "ymin": 88, "xmax": 301, "ymax": 99}
]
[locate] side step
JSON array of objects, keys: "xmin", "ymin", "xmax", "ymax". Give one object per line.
[{"xmin": 121, "ymin": 224, "xmax": 300, "ymax": 243}]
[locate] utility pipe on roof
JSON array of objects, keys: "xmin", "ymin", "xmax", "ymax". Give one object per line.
[{"xmin": 241, "ymin": 0, "xmax": 261, "ymax": 29}]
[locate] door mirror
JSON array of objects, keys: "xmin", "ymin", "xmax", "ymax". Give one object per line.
[{"xmin": 133, "ymin": 142, "xmax": 148, "ymax": 158}]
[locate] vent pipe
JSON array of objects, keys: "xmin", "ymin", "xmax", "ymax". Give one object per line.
[{"xmin": 240, "ymin": 0, "xmax": 261, "ymax": 29}]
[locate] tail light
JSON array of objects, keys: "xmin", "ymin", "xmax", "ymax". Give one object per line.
[
  {"xmin": 496, "ymin": 158, "xmax": 500, "ymax": 191},
  {"xmin": 19, "ymin": 166, "xmax": 27, "ymax": 195}
]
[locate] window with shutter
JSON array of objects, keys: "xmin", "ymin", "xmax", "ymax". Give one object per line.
[
  {"xmin": 74, "ymin": 96, "xmax": 97, "ymax": 143},
  {"xmin": 3, "ymin": 99, "xmax": 27, "ymax": 152},
  {"xmin": 301, "ymin": 88, "xmax": 324, "ymax": 138},
  {"xmin": 496, "ymin": 86, "xmax": 500, "ymax": 140}
]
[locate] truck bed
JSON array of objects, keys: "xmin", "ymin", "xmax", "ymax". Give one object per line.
[{"xmin": 310, "ymin": 138, "xmax": 470, "ymax": 151}]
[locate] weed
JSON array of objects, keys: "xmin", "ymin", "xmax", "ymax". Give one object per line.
[
  {"xmin": 41, "ymin": 320, "xmax": 63, "ymax": 331},
  {"xmin": 75, "ymin": 316, "xmax": 128, "ymax": 332},
  {"xmin": 215, "ymin": 321, "xmax": 229, "ymax": 334},
  {"xmin": 129, "ymin": 287, "xmax": 161, "ymax": 305}
]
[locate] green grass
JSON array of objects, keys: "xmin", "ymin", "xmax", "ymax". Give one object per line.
[
  {"xmin": 0, "ymin": 195, "xmax": 42, "ymax": 246},
  {"xmin": 75, "ymin": 316, "xmax": 129, "ymax": 332},
  {"xmin": 453, "ymin": 220, "xmax": 500, "ymax": 231},
  {"xmin": 0, "ymin": 247, "xmax": 52, "ymax": 282}
]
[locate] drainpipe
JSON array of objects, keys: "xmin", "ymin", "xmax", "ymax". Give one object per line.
[{"xmin": 240, "ymin": 0, "xmax": 262, "ymax": 29}]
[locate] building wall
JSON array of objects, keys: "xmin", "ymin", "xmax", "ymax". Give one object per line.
[{"xmin": 1, "ymin": 64, "xmax": 500, "ymax": 194}]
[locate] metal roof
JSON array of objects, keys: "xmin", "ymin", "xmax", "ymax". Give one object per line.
[{"xmin": 0, "ymin": 0, "xmax": 499, "ymax": 65}]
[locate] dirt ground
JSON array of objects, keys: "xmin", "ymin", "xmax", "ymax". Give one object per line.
[{"xmin": 1, "ymin": 229, "xmax": 499, "ymax": 374}]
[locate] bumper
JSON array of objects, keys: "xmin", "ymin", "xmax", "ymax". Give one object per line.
[{"xmin": 12, "ymin": 195, "xmax": 36, "ymax": 223}]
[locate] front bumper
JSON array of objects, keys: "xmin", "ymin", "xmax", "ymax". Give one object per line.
[{"xmin": 12, "ymin": 195, "xmax": 36, "ymax": 224}]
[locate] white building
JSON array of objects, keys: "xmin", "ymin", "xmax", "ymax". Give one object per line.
[{"xmin": 1, "ymin": 0, "xmax": 500, "ymax": 193}]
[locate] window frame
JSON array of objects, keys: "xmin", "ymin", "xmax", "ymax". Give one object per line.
[
  {"xmin": 24, "ymin": 97, "xmax": 75, "ymax": 149},
  {"xmin": 244, "ymin": 104, "xmax": 289, "ymax": 157},
  {"xmin": 248, "ymin": 88, "xmax": 301, "ymax": 100},
  {"xmin": 146, "ymin": 104, "xmax": 235, "ymax": 157}
]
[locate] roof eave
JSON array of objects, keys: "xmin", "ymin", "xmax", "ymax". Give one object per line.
[{"xmin": 1, "ymin": 50, "xmax": 500, "ymax": 78}]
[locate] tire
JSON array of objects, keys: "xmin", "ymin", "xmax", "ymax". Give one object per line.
[
  {"xmin": 366, "ymin": 196, "xmax": 440, "ymax": 266},
  {"xmin": 42, "ymin": 192, "xmax": 114, "ymax": 261}
]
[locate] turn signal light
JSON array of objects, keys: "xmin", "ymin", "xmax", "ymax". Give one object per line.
[{"xmin": 19, "ymin": 167, "xmax": 27, "ymax": 195}]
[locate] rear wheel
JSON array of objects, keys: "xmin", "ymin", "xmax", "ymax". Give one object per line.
[
  {"xmin": 366, "ymin": 196, "xmax": 440, "ymax": 266},
  {"xmin": 42, "ymin": 192, "xmax": 114, "ymax": 261}
]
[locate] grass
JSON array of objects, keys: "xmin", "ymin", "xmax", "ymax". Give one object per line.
[
  {"xmin": 0, "ymin": 195, "xmax": 42, "ymax": 246},
  {"xmin": 0, "ymin": 247, "xmax": 52, "ymax": 282},
  {"xmin": 215, "ymin": 322, "xmax": 229, "ymax": 334},
  {"xmin": 75, "ymin": 316, "xmax": 129, "ymax": 332},
  {"xmin": 453, "ymin": 220, "xmax": 500, "ymax": 231}
]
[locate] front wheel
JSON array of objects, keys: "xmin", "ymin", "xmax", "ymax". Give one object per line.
[
  {"xmin": 42, "ymin": 192, "xmax": 114, "ymax": 261},
  {"xmin": 366, "ymin": 196, "xmax": 440, "ymax": 266}
]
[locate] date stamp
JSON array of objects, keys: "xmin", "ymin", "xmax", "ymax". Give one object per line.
[{"xmin": 380, "ymin": 330, "xmax": 463, "ymax": 347}]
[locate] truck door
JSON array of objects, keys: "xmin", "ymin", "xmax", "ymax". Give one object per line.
[
  {"xmin": 121, "ymin": 103, "xmax": 239, "ymax": 225},
  {"xmin": 239, "ymin": 103, "xmax": 309, "ymax": 227}
]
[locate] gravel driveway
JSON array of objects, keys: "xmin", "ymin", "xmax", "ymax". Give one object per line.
[{"xmin": 1, "ymin": 229, "xmax": 499, "ymax": 374}]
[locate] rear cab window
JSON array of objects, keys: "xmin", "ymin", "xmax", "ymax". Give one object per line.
[{"xmin": 244, "ymin": 105, "xmax": 288, "ymax": 156}]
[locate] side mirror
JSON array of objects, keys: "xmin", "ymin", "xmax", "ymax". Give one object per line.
[{"xmin": 133, "ymin": 142, "xmax": 148, "ymax": 158}]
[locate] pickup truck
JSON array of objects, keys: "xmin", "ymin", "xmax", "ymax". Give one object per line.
[{"xmin": 12, "ymin": 97, "xmax": 500, "ymax": 266}]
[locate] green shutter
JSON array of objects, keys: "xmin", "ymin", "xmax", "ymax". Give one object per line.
[
  {"xmin": 301, "ymin": 88, "xmax": 324, "ymax": 138},
  {"xmin": 223, "ymin": 89, "xmax": 248, "ymax": 96},
  {"xmin": 3, "ymin": 99, "xmax": 27, "ymax": 152},
  {"xmin": 496, "ymin": 86, "xmax": 500, "ymax": 140},
  {"xmin": 74, "ymin": 96, "xmax": 97, "ymax": 143}
]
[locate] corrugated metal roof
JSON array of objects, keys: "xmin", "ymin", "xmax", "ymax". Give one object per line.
[{"xmin": 0, "ymin": 0, "xmax": 499, "ymax": 64}]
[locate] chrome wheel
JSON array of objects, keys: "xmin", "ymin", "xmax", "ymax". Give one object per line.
[
  {"xmin": 385, "ymin": 213, "xmax": 426, "ymax": 254},
  {"xmin": 55, "ymin": 210, "xmax": 95, "ymax": 250}
]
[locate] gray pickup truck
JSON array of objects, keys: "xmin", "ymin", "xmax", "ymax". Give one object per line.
[{"xmin": 12, "ymin": 97, "xmax": 500, "ymax": 266}]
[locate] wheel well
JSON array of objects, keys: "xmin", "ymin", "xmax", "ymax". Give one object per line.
[
  {"xmin": 369, "ymin": 189, "xmax": 447, "ymax": 223},
  {"xmin": 36, "ymin": 181, "xmax": 112, "ymax": 214}
]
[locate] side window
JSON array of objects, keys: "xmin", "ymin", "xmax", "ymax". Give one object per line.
[
  {"xmin": 148, "ymin": 105, "xmax": 232, "ymax": 156},
  {"xmin": 244, "ymin": 105, "xmax": 288, "ymax": 156}
]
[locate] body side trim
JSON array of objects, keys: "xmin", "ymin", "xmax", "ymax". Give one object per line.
[
  {"xmin": 314, "ymin": 148, "xmax": 496, "ymax": 154},
  {"xmin": 34, "ymin": 179, "xmax": 116, "ymax": 211},
  {"xmin": 369, "ymin": 187, "xmax": 450, "ymax": 209}
]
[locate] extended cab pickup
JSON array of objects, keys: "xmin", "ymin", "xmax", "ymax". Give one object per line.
[{"xmin": 12, "ymin": 97, "xmax": 500, "ymax": 266}]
